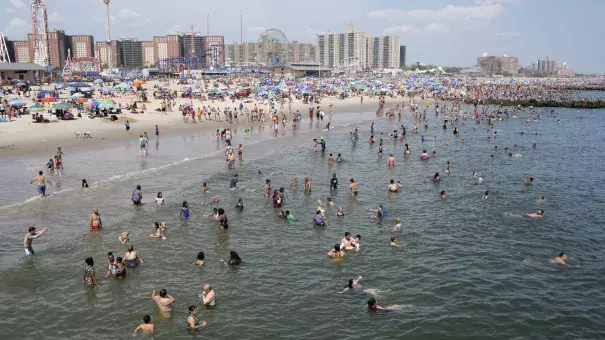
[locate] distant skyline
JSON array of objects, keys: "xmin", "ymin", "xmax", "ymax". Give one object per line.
[{"xmin": 2, "ymin": 0, "xmax": 602, "ymax": 73}]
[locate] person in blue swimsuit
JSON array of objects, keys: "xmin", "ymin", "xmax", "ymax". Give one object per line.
[{"xmin": 180, "ymin": 201, "xmax": 194, "ymax": 218}]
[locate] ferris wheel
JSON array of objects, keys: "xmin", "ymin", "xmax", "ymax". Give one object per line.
[{"xmin": 257, "ymin": 29, "xmax": 289, "ymax": 67}]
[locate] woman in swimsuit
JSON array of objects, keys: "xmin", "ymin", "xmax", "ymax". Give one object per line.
[
  {"xmin": 149, "ymin": 221, "xmax": 167, "ymax": 239},
  {"xmin": 217, "ymin": 208, "xmax": 228, "ymax": 229},
  {"xmin": 387, "ymin": 154, "xmax": 395, "ymax": 167},
  {"xmin": 221, "ymin": 251, "xmax": 241, "ymax": 266},
  {"xmin": 180, "ymin": 201, "xmax": 194, "ymax": 218},
  {"xmin": 187, "ymin": 306, "xmax": 207, "ymax": 330},
  {"xmin": 195, "ymin": 252, "xmax": 205, "ymax": 266},
  {"xmin": 420, "ymin": 150, "xmax": 429, "ymax": 160},
  {"xmin": 124, "ymin": 245, "xmax": 143, "ymax": 268}
]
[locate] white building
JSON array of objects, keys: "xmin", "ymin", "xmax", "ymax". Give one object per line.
[{"xmin": 317, "ymin": 23, "xmax": 400, "ymax": 69}]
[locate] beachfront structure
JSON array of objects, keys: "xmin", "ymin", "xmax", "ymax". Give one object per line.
[
  {"xmin": 318, "ymin": 24, "xmax": 370, "ymax": 69},
  {"xmin": 317, "ymin": 24, "xmax": 400, "ymax": 70},
  {"xmin": 69, "ymin": 35, "xmax": 95, "ymax": 59},
  {"xmin": 477, "ymin": 55, "xmax": 519, "ymax": 75},
  {"xmin": 0, "ymin": 62, "xmax": 46, "ymax": 82},
  {"xmin": 118, "ymin": 38, "xmax": 143, "ymax": 69},
  {"xmin": 272, "ymin": 62, "xmax": 331, "ymax": 78},
  {"xmin": 225, "ymin": 41, "xmax": 316, "ymax": 66},
  {"xmin": 141, "ymin": 41, "xmax": 155, "ymax": 67},
  {"xmin": 95, "ymin": 40, "xmax": 120, "ymax": 69}
]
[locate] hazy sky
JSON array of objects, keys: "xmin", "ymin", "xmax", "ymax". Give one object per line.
[{"xmin": 2, "ymin": 0, "xmax": 602, "ymax": 73}]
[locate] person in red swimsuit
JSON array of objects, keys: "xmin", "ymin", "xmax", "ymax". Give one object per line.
[{"xmin": 89, "ymin": 208, "xmax": 103, "ymax": 231}]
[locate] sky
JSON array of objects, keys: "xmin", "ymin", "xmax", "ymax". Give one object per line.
[{"xmin": 2, "ymin": 0, "xmax": 603, "ymax": 73}]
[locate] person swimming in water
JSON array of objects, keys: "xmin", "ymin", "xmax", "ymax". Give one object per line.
[
  {"xmin": 367, "ymin": 297, "xmax": 401, "ymax": 312},
  {"xmin": 537, "ymin": 195, "xmax": 545, "ymax": 202},
  {"xmin": 124, "ymin": 245, "xmax": 143, "ymax": 268},
  {"xmin": 483, "ymin": 191, "xmax": 489, "ymax": 200},
  {"xmin": 524, "ymin": 209, "xmax": 544, "ymax": 219},
  {"xmin": 195, "ymin": 252, "xmax": 205, "ymax": 266},
  {"xmin": 339, "ymin": 276, "xmax": 363, "ymax": 293},
  {"xmin": 186, "ymin": 305, "xmax": 207, "ymax": 331},
  {"xmin": 327, "ymin": 244, "xmax": 344, "ymax": 259},
  {"xmin": 220, "ymin": 251, "xmax": 241, "ymax": 266},
  {"xmin": 440, "ymin": 190, "xmax": 446, "ymax": 199},
  {"xmin": 132, "ymin": 315, "xmax": 155, "ymax": 336},
  {"xmin": 549, "ymin": 252, "xmax": 568, "ymax": 267}
]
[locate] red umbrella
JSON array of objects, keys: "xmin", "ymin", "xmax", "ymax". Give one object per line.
[{"xmin": 41, "ymin": 97, "xmax": 56, "ymax": 103}]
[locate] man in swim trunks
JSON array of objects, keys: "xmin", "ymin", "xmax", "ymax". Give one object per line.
[
  {"xmin": 23, "ymin": 226, "xmax": 48, "ymax": 255},
  {"xmin": 348, "ymin": 178, "xmax": 358, "ymax": 196},
  {"xmin": 89, "ymin": 208, "xmax": 103, "ymax": 231},
  {"xmin": 340, "ymin": 232, "xmax": 354, "ymax": 250},
  {"xmin": 152, "ymin": 289, "xmax": 175, "ymax": 313},
  {"xmin": 549, "ymin": 252, "xmax": 568, "ymax": 267},
  {"xmin": 31, "ymin": 171, "xmax": 51, "ymax": 197}
]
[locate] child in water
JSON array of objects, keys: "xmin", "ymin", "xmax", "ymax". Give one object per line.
[{"xmin": 132, "ymin": 315, "xmax": 154, "ymax": 336}]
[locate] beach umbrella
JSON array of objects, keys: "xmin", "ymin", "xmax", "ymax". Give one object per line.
[
  {"xmin": 0, "ymin": 93, "xmax": 4, "ymax": 98},
  {"xmin": 53, "ymin": 102, "xmax": 72, "ymax": 110},
  {"xmin": 9, "ymin": 99, "xmax": 27, "ymax": 107},
  {"xmin": 98, "ymin": 101, "xmax": 115, "ymax": 109},
  {"xmin": 28, "ymin": 105, "xmax": 44, "ymax": 112},
  {"xmin": 70, "ymin": 93, "xmax": 84, "ymax": 99},
  {"xmin": 93, "ymin": 79, "xmax": 103, "ymax": 84},
  {"xmin": 41, "ymin": 97, "xmax": 56, "ymax": 103}
]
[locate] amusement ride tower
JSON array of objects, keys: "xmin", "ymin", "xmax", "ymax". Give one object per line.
[{"xmin": 31, "ymin": 0, "xmax": 50, "ymax": 67}]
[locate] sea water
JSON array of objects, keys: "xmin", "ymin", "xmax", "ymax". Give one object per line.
[{"xmin": 0, "ymin": 107, "xmax": 603, "ymax": 339}]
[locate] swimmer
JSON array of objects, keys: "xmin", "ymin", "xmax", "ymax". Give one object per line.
[
  {"xmin": 220, "ymin": 251, "xmax": 241, "ymax": 266},
  {"xmin": 187, "ymin": 306, "xmax": 208, "ymax": 330},
  {"xmin": 132, "ymin": 315, "xmax": 154, "ymax": 336},
  {"xmin": 353, "ymin": 235, "xmax": 361, "ymax": 251},
  {"xmin": 199, "ymin": 284, "xmax": 216, "ymax": 307},
  {"xmin": 524, "ymin": 209, "xmax": 544, "ymax": 219},
  {"xmin": 82, "ymin": 179, "xmax": 89, "ymax": 188},
  {"xmin": 537, "ymin": 195, "xmax": 545, "ymax": 203},
  {"xmin": 367, "ymin": 297, "xmax": 401, "ymax": 312},
  {"xmin": 180, "ymin": 201, "xmax": 194, "ymax": 218},
  {"xmin": 336, "ymin": 207, "xmax": 345, "ymax": 217},
  {"xmin": 390, "ymin": 236, "xmax": 404, "ymax": 247},
  {"xmin": 476, "ymin": 178, "xmax": 484, "ymax": 185},
  {"xmin": 420, "ymin": 150, "xmax": 429, "ymax": 160},
  {"xmin": 330, "ymin": 173, "xmax": 338, "ymax": 190},
  {"xmin": 440, "ymin": 190, "xmax": 446, "ymax": 200},
  {"xmin": 264, "ymin": 179, "xmax": 271, "ymax": 197},
  {"xmin": 286, "ymin": 210, "xmax": 294, "ymax": 221},
  {"xmin": 235, "ymin": 198, "xmax": 244, "ymax": 211},
  {"xmin": 152, "ymin": 289, "xmax": 175, "ymax": 313},
  {"xmin": 23, "ymin": 226, "xmax": 48, "ymax": 255},
  {"xmin": 327, "ymin": 197, "xmax": 334, "ymax": 207},
  {"xmin": 328, "ymin": 153, "xmax": 334, "ymax": 164},
  {"xmin": 30, "ymin": 171, "xmax": 51, "ymax": 197},
  {"xmin": 348, "ymin": 178, "xmax": 358, "ymax": 196},
  {"xmin": 201, "ymin": 183, "xmax": 208, "ymax": 193},
  {"xmin": 524, "ymin": 177, "xmax": 534, "ymax": 185},
  {"xmin": 548, "ymin": 252, "xmax": 568, "ymax": 267},
  {"xmin": 149, "ymin": 221, "xmax": 167, "ymax": 239},
  {"xmin": 279, "ymin": 210, "xmax": 285, "ymax": 218},
  {"xmin": 124, "ymin": 245, "xmax": 143, "ymax": 268},
  {"xmin": 119, "ymin": 232, "xmax": 130, "ymax": 245},
  {"xmin": 195, "ymin": 251, "xmax": 205, "ymax": 266},
  {"xmin": 291, "ymin": 177, "xmax": 298, "ymax": 190},
  {"xmin": 472, "ymin": 171, "xmax": 478, "ymax": 178},
  {"xmin": 445, "ymin": 166, "xmax": 451, "ymax": 174},
  {"xmin": 89, "ymin": 208, "xmax": 103, "ymax": 232},
  {"xmin": 314, "ymin": 210, "xmax": 326, "ymax": 226},
  {"xmin": 483, "ymin": 191, "xmax": 489, "ymax": 200},
  {"xmin": 388, "ymin": 179, "xmax": 399, "ymax": 193},
  {"xmin": 154, "ymin": 192, "xmax": 164, "ymax": 207},
  {"xmin": 327, "ymin": 244, "xmax": 344, "ymax": 259},
  {"xmin": 433, "ymin": 173, "xmax": 441, "ymax": 182},
  {"xmin": 340, "ymin": 232, "xmax": 354, "ymax": 250},
  {"xmin": 339, "ymin": 276, "xmax": 363, "ymax": 293},
  {"xmin": 432, "ymin": 151, "xmax": 437, "ymax": 157},
  {"xmin": 392, "ymin": 218, "xmax": 401, "ymax": 231},
  {"xmin": 387, "ymin": 154, "xmax": 395, "ymax": 167}
]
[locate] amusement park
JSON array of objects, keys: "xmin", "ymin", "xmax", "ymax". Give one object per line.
[{"xmin": 0, "ymin": 1, "xmax": 324, "ymax": 82}]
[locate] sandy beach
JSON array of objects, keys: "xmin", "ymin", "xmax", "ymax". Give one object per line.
[{"xmin": 0, "ymin": 83, "xmax": 399, "ymax": 157}]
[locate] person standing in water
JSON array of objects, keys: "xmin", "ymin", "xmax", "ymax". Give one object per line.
[
  {"xmin": 89, "ymin": 208, "xmax": 103, "ymax": 232},
  {"xmin": 199, "ymin": 284, "xmax": 216, "ymax": 306},
  {"xmin": 83, "ymin": 257, "xmax": 99, "ymax": 288},
  {"xmin": 23, "ymin": 226, "xmax": 48, "ymax": 255},
  {"xmin": 180, "ymin": 201, "xmax": 194, "ymax": 218},
  {"xmin": 132, "ymin": 315, "xmax": 154, "ymax": 336},
  {"xmin": 30, "ymin": 171, "xmax": 51, "ymax": 197},
  {"xmin": 187, "ymin": 306, "xmax": 208, "ymax": 331},
  {"xmin": 152, "ymin": 289, "xmax": 175, "ymax": 314},
  {"xmin": 132, "ymin": 185, "xmax": 143, "ymax": 206}
]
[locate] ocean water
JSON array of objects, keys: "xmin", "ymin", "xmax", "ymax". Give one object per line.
[{"xmin": 0, "ymin": 105, "xmax": 604, "ymax": 340}]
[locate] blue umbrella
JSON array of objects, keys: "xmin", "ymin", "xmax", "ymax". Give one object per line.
[
  {"xmin": 9, "ymin": 99, "xmax": 27, "ymax": 107},
  {"xmin": 70, "ymin": 93, "xmax": 84, "ymax": 99}
]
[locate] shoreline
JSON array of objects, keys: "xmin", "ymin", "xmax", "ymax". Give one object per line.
[
  {"xmin": 463, "ymin": 98, "xmax": 605, "ymax": 108},
  {"xmin": 0, "ymin": 96, "xmax": 391, "ymax": 158}
]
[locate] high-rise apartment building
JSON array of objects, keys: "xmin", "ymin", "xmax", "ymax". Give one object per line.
[
  {"xmin": 118, "ymin": 38, "xmax": 143, "ymax": 69},
  {"xmin": 13, "ymin": 41, "xmax": 30, "ymax": 63},
  {"xmin": 318, "ymin": 23, "xmax": 370, "ymax": 68},
  {"xmin": 69, "ymin": 35, "xmax": 95, "ymax": 58},
  {"xmin": 181, "ymin": 33, "xmax": 205, "ymax": 58},
  {"xmin": 28, "ymin": 30, "xmax": 68, "ymax": 69},
  {"xmin": 477, "ymin": 55, "xmax": 519, "ymax": 75},
  {"xmin": 153, "ymin": 35, "xmax": 182, "ymax": 61},
  {"xmin": 399, "ymin": 46, "xmax": 406, "ymax": 67},
  {"xmin": 141, "ymin": 41, "xmax": 155, "ymax": 67},
  {"xmin": 371, "ymin": 35, "xmax": 400, "ymax": 69},
  {"xmin": 95, "ymin": 41, "xmax": 120, "ymax": 68}
]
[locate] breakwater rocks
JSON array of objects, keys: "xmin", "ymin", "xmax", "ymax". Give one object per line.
[{"xmin": 463, "ymin": 99, "xmax": 605, "ymax": 109}]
